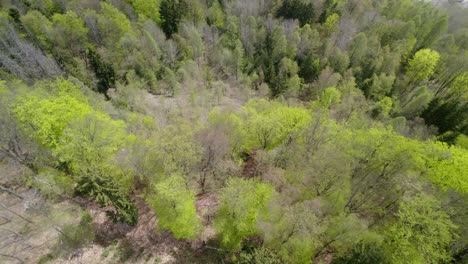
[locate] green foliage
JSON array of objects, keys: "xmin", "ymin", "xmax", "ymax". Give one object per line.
[
  {"xmin": 207, "ymin": 1, "xmax": 225, "ymax": 28},
  {"xmin": 425, "ymin": 142, "xmax": 468, "ymax": 194},
  {"xmin": 319, "ymin": 87, "xmax": 342, "ymax": 108},
  {"xmin": 383, "ymin": 195, "xmax": 457, "ymax": 264},
  {"xmin": 76, "ymin": 172, "xmax": 138, "ymax": 225},
  {"xmin": 49, "ymin": 11, "xmax": 89, "ymax": 54},
  {"xmin": 259, "ymin": 201, "xmax": 324, "ymax": 263},
  {"xmin": 229, "ymin": 99, "xmax": 311, "ymax": 153},
  {"xmin": 455, "ymin": 134, "xmax": 468, "ymax": 149},
  {"xmin": 334, "ymin": 238, "xmax": 389, "ymax": 264},
  {"xmin": 86, "ymin": 48, "xmax": 115, "ymax": 96},
  {"xmin": 14, "ymin": 79, "xmax": 93, "ymax": 148},
  {"xmin": 236, "ymin": 247, "xmax": 282, "ymax": 264},
  {"xmin": 214, "ymin": 177, "xmax": 275, "ymax": 250},
  {"xmin": 126, "ymin": 0, "xmax": 161, "ymax": 23},
  {"xmin": 54, "ymin": 113, "xmax": 137, "ymax": 225},
  {"xmin": 155, "ymin": 120, "xmax": 203, "ymax": 175},
  {"xmin": 406, "ymin": 49, "xmax": 440, "ymax": 83},
  {"xmin": 159, "ymin": 0, "xmax": 187, "ymax": 37},
  {"xmin": 1, "ymin": 0, "xmax": 468, "ymax": 262},
  {"xmin": 322, "ymin": 13, "xmax": 340, "ymax": 35},
  {"xmin": 21, "ymin": 10, "xmax": 52, "ymax": 49},
  {"xmin": 13, "ymin": 78, "xmax": 137, "ymax": 225},
  {"xmin": 276, "ymin": 0, "xmax": 315, "ymax": 26},
  {"xmin": 53, "ymin": 112, "xmax": 127, "ymax": 174},
  {"xmin": 98, "ymin": 2, "xmax": 133, "ymax": 45},
  {"xmin": 147, "ymin": 174, "xmax": 201, "ymax": 239},
  {"xmin": 30, "ymin": 168, "xmax": 75, "ymax": 199}
]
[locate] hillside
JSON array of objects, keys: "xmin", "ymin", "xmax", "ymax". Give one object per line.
[{"xmin": 0, "ymin": 0, "xmax": 467, "ymax": 263}]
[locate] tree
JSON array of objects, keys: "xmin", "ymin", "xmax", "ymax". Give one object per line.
[
  {"xmin": 214, "ymin": 177, "xmax": 275, "ymax": 250},
  {"xmin": 259, "ymin": 200, "xmax": 324, "ymax": 263},
  {"xmin": 276, "ymin": 0, "xmax": 315, "ymax": 26},
  {"xmin": 97, "ymin": 2, "xmax": 132, "ymax": 47},
  {"xmin": 147, "ymin": 174, "xmax": 201, "ymax": 239},
  {"xmin": 1, "ymin": 13, "xmax": 61, "ymax": 83},
  {"xmin": 49, "ymin": 11, "xmax": 89, "ymax": 56},
  {"xmin": 233, "ymin": 99, "xmax": 311, "ymax": 153},
  {"xmin": 155, "ymin": 120, "xmax": 203, "ymax": 176},
  {"xmin": 54, "ymin": 112, "xmax": 137, "ymax": 225},
  {"xmin": 0, "ymin": 80, "xmax": 39, "ymax": 171},
  {"xmin": 13, "ymin": 79, "xmax": 93, "ymax": 149},
  {"xmin": 207, "ymin": 0, "xmax": 225, "ymax": 28},
  {"xmin": 322, "ymin": 13, "xmax": 340, "ymax": 36},
  {"xmin": 383, "ymin": 195, "xmax": 457, "ymax": 263},
  {"xmin": 343, "ymin": 128, "xmax": 425, "ymax": 218},
  {"xmin": 159, "ymin": 0, "xmax": 187, "ymax": 37},
  {"xmin": 126, "ymin": 0, "xmax": 161, "ymax": 23},
  {"xmin": 86, "ymin": 48, "xmax": 115, "ymax": 97},
  {"xmin": 55, "ymin": 212, "xmax": 95, "ymax": 257},
  {"xmin": 406, "ymin": 49, "xmax": 440, "ymax": 83},
  {"xmin": 425, "ymin": 142, "xmax": 468, "ymax": 194},
  {"xmin": 271, "ymin": 57, "xmax": 302, "ymax": 97},
  {"xmin": 237, "ymin": 247, "xmax": 282, "ymax": 264},
  {"xmin": 349, "ymin": 33, "xmax": 368, "ymax": 67},
  {"xmin": 14, "ymin": 79, "xmax": 138, "ymax": 225},
  {"xmin": 53, "ymin": 113, "xmax": 127, "ymax": 176},
  {"xmin": 334, "ymin": 238, "xmax": 389, "ymax": 264}
]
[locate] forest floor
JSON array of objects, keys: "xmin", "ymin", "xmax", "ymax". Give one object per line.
[{"xmin": 51, "ymin": 192, "xmax": 222, "ymax": 264}]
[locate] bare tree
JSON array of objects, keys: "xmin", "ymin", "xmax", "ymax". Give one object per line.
[{"xmin": 0, "ymin": 18, "xmax": 61, "ymax": 83}]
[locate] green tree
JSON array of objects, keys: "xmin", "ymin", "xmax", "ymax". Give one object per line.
[
  {"xmin": 237, "ymin": 247, "xmax": 282, "ymax": 264},
  {"xmin": 425, "ymin": 142, "xmax": 468, "ymax": 194},
  {"xmin": 236, "ymin": 99, "xmax": 311, "ymax": 152},
  {"xmin": 214, "ymin": 177, "xmax": 275, "ymax": 250},
  {"xmin": 383, "ymin": 195, "xmax": 457, "ymax": 264},
  {"xmin": 21, "ymin": 10, "xmax": 52, "ymax": 50},
  {"xmin": 49, "ymin": 11, "xmax": 89, "ymax": 55},
  {"xmin": 126, "ymin": 0, "xmax": 161, "ymax": 23},
  {"xmin": 322, "ymin": 13, "xmax": 340, "ymax": 36},
  {"xmin": 349, "ymin": 33, "xmax": 368, "ymax": 67},
  {"xmin": 54, "ymin": 113, "xmax": 137, "ymax": 225},
  {"xmin": 259, "ymin": 201, "xmax": 324, "ymax": 263},
  {"xmin": 276, "ymin": 0, "xmax": 315, "ymax": 26},
  {"xmin": 159, "ymin": 0, "xmax": 187, "ymax": 37},
  {"xmin": 13, "ymin": 79, "xmax": 93, "ymax": 148},
  {"xmin": 55, "ymin": 212, "xmax": 96, "ymax": 257},
  {"xmin": 156, "ymin": 120, "xmax": 203, "ymax": 176},
  {"xmin": 97, "ymin": 2, "xmax": 132, "ymax": 46},
  {"xmin": 406, "ymin": 49, "xmax": 440, "ymax": 83},
  {"xmin": 147, "ymin": 174, "xmax": 201, "ymax": 239},
  {"xmin": 207, "ymin": 0, "xmax": 225, "ymax": 28},
  {"xmin": 86, "ymin": 48, "xmax": 115, "ymax": 97}
]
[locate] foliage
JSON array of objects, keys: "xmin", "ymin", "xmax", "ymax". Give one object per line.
[
  {"xmin": 126, "ymin": 0, "xmax": 161, "ymax": 23},
  {"xmin": 86, "ymin": 48, "xmax": 115, "ymax": 96},
  {"xmin": 383, "ymin": 195, "xmax": 457, "ymax": 264},
  {"xmin": 425, "ymin": 142, "xmax": 468, "ymax": 194},
  {"xmin": 159, "ymin": 0, "xmax": 187, "ymax": 37},
  {"xmin": 147, "ymin": 174, "xmax": 201, "ymax": 239},
  {"xmin": 229, "ymin": 99, "xmax": 311, "ymax": 153},
  {"xmin": 1, "ymin": 0, "xmax": 468, "ymax": 262},
  {"xmin": 276, "ymin": 0, "xmax": 315, "ymax": 26},
  {"xmin": 13, "ymin": 79, "xmax": 93, "ymax": 148},
  {"xmin": 236, "ymin": 247, "xmax": 282, "ymax": 264},
  {"xmin": 214, "ymin": 177, "xmax": 275, "ymax": 250},
  {"xmin": 406, "ymin": 49, "xmax": 440, "ymax": 83},
  {"xmin": 155, "ymin": 120, "xmax": 203, "ymax": 175}
]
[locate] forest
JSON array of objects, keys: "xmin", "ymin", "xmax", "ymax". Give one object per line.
[{"xmin": 0, "ymin": 0, "xmax": 467, "ymax": 263}]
